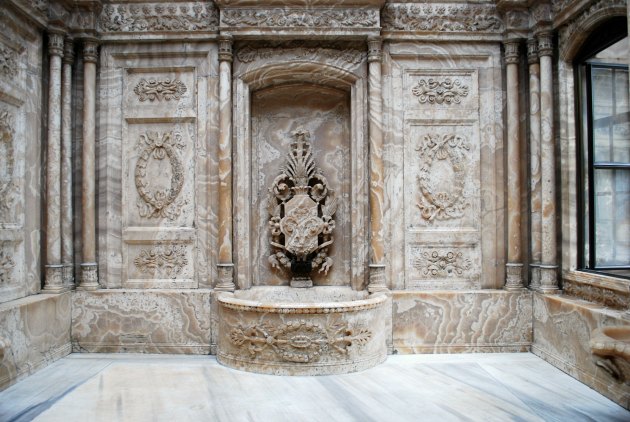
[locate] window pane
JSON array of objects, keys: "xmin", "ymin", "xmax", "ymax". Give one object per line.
[
  {"xmin": 592, "ymin": 67, "xmax": 613, "ymax": 162},
  {"xmin": 594, "ymin": 168, "xmax": 630, "ymax": 266},
  {"xmin": 612, "ymin": 69, "xmax": 630, "ymax": 163}
]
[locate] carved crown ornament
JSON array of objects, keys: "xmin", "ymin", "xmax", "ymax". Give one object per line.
[
  {"xmin": 135, "ymin": 130, "xmax": 185, "ymax": 220},
  {"xmin": 416, "ymin": 133, "xmax": 472, "ymax": 221},
  {"xmin": 268, "ymin": 129, "xmax": 337, "ymax": 287}
]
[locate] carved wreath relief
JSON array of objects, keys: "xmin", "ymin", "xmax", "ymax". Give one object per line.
[
  {"xmin": 412, "ymin": 78, "xmax": 469, "ymax": 105},
  {"xmin": 134, "ymin": 79, "xmax": 187, "ymax": 102},
  {"xmin": 135, "ymin": 130, "xmax": 185, "ymax": 220},
  {"xmin": 268, "ymin": 129, "xmax": 337, "ymax": 286},
  {"xmin": 416, "ymin": 133, "xmax": 471, "ymax": 220},
  {"xmin": 134, "ymin": 244, "xmax": 188, "ymax": 278},
  {"xmin": 229, "ymin": 320, "xmax": 372, "ymax": 363}
]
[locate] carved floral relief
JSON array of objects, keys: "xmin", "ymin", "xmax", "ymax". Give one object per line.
[
  {"xmin": 412, "ymin": 78, "xmax": 469, "ymax": 105},
  {"xmin": 0, "ymin": 45, "xmax": 18, "ymax": 80},
  {"xmin": 221, "ymin": 8, "xmax": 378, "ymax": 28},
  {"xmin": 135, "ymin": 130, "xmax": 185, "ymax": 220},
  {"xmin": 236, "ymin": 45, "xmax": 366, "ymax": 65},
  {"xmin": 134, "ymin": 245, "xmax": 188, "ymax": 277},
  {"xmin": 0, "ymin": 108, "xmax": 15, "ymax": 215},
  {"xmin": 413, "ymin": 249, "xmax": 472, "ymax": 278},
  {"xmin": 0, "ymin": 244, "xmax": 15, "ymax": 284},
  {"xmin": 229, "ymin": 320, "xmax": 372, "ymax": 363},
  {"xmin": 382, "ymin": 4, "xmax": 504, "ymax": 33},
  {"xmin": 133, "ymin": 79, "xmax": 187, "ymax": 102},
  {"xmin": 416, "ymin": 133, "xmax": 471, "ymax": 221}
]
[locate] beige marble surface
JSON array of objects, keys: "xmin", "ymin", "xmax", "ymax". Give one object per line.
[
  {"xmin": 393, "ymin": 290, "xmax": 532, "ymax": 354},
  {"xmin": 0, "ymin": 293, "xmax": 71, "ymax": 391},
  {"xmin": 72, "ymin": 290, "xmax": 212, "ymax": 354}
]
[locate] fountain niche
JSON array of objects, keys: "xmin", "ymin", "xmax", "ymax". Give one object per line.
[{"xmin": 216, "ymin": 51, "xmax": 389, "ymax": 375}]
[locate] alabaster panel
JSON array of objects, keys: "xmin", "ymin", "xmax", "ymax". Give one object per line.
[
  {"xmin": 124, "ymin": 242, "xmax": 196, "ymax": 289},
  {"xmin": 392, "ymin": 290, "xmax": 532, "ymax": 354},
  {"xmin": 251, "ymin": 84, "xmax": 351, "ymax": 287},
  {"xmin": 406, "ymin": 244, "xmax": 480, "ymax": 289},
  {"xmin": 0, "ymin": 293, "xmax": 71, "ymax": 391},
  {"xmin": 72, "ymin": 290, "xmax": 212, "ymax": 354},
  {"xmin": 532, "ymin": 293, "xmax": 630, "ymax": 409}
]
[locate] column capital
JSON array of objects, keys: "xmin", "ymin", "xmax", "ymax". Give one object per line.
[
  {"xmin": 537, "ymin": 32, "xmax": 553, "ymax": 57},
  {"xmin": 367, "ymin": 36, "xmax": 382, "ymax": 63},
  {"xmin": 48, "ymin": 31, "xmax": 65, "ymax": 57},
  {"xmin": 219, "ymin": 35, "xmax": 233, "ymax": 63},
  {"xmin": 503, "ymin": 39, "xmax": 520, "ymax": 65},
  {"xmin": 527, "ymin": 38, "xmax": 539, "ymax": 65},
  {"xmin": 83, "ymin": 39, "xmax": 99, "ymax": 63},
  {"xmin": 63, "ymin": 37, "xmax": 74, "ymax": 65}
]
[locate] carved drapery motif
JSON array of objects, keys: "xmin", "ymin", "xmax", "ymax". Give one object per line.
[
  {"xmin": 412, "ymin": 78, "xmax": 469, "ymax": 105},
  {"xmin": 229, "ymin": 320, "xmax": 372, "ymax": 363},
  {"xmin": 416, "ymin": 134, "xmax": 471, "ymax": 221},
  {"xmin": 98, "ymin": 2, "xmax": 218, "ymax": 33},
  {"xmin": 133, "ymin": 79, "xmax": 187, "ymax": 102},
  {"xmin": 381, "ymin": 4, "xmax": 504, "ymax": 33},
  {"xmin": 413, "ymin": 250, "xmax": 472, "ymax": 278},
  {"xmin": 135, "ymin": 131, "xmax": 185, "ymax": 220},
  {"xmin": 134, "ymin": 245, "xmax": 188, "ymax": 277},
  {"xmin": 0, "ymin": 244, "xmax": 15, "ymax": 284},
  {"xmin": 268, "ymin": 129, "xmax": 337, "ymax": 278},
  {"xmin": 236, "ymin": 45, "xmax": 366, "ymax": 65},
  {"xmin": 221, "ymin": 8, "xmax": 378, "ymax": 28},
  {"xmin": 0, "ymin": 109, "xmax": 15, "ymax": 214},
  {"xmin": 0, "ymin": 45, "xmax": 18, "ymax": 79}
]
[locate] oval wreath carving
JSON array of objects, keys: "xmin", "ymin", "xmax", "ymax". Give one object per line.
[{"xmin": 135, "ymin": 131, "xmax": 185, "ymax": 220}]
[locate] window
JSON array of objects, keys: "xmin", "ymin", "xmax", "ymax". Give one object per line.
[{"xmin": 578, "ymin": 24, "xmax": 630, "ymax": 278}]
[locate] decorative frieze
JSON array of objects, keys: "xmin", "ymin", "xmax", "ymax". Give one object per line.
[
  {"xmin": 416, "ymin": 133, "xmax": 471, "ymax": 221},
  {"xmin": 229, "ymin": 320, "xmax": 372, "ymax": 363},
  {"xmin": 133, "ymin": 79, "xmax": 187, "ymax": 102},
  {"xmin": 135, "ymin": 131, "xmax": 185, "ymax": 220},
  {"xmin": 98, "ymin": 2, "xmax": 219, "ymax": 33},
  {"xmin": 0, "ymin": 45, "xmax": 18, "ymax": 79},
  {"xmin": 134, "ymin": 245, "xmax": 188, "ymax": 277},
  {"xmin": 413, "ymin": 250, "xmax": 472, "ymax": 278},
  {"xmin": 221, "ymin": 8, "xmax": 378, "ymax": 28},
  {"xmin": 236, "ymin": 45, "xmax": 366, "ymax": 65},
  {"xmin": 411, "ymin": 78, "xmax": 469, "ymax": 105},
  {"xmin": 381, "ymin": 4, "xmax": 504, "ymax": 33}
]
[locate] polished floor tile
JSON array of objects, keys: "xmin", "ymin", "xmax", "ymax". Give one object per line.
[{"xmin": 0, "ymin": 353, "xmax": 627, "ymax": 422}]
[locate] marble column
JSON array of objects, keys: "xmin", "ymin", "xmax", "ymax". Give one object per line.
[
  {"xmin": 43, "ymin": 31, "xmax": 65, "ymax": 293},
  {"xmin": 538, "ymin": 32, "xmax": 559, "ymax": 292},
  {"xmin": 367, "ymin": 37, "xmax": 387, "ymax": 293},
  {"xmin": 527, "ymin": 38, "xmax": 542, "ymax": 290},
  {"xmin": 215, "ymin": 35, "xmax": 235, "ymax": 292},
  {"xmin": 61, "ymin": 38, "xmax": 74, "ymax": 289},
  {"xmin": 504, "ymin": 39, "xmax": 525, "ymax": 290},
  {"xmin": 78, "ymin": 39, "xmax": 99, "ymax": 290}
]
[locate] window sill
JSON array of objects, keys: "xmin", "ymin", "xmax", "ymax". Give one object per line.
[{"xmin": 562, "ymin": 270, "xmax": 630, "ymax": 310}]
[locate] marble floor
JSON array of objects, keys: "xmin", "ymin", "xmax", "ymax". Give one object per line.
[{"xmin": 0, "ymin": 353, "xmax": 628, "ymax": 422}]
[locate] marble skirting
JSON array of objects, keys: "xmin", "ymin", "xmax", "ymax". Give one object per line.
[
  {"xmin": 72, "ymin": 290, "xmax": 212, "ymax": 354},
  {"xmin": 392, "ymin": 290, "xmax": 532, "ymax": 354},
  {"xmin": 532, "ymin": 293, "xmax": 630, "ymax": 410},
  {"xmin": 0, "ymin": 293, "xmax": 72, "ymax": 391}
]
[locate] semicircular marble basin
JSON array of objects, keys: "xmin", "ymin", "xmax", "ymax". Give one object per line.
[
  {"xmin": 217, "ymin": 286, "xmax": 389, "ymax": 375},
  {"xmin": 590, "ymin": 326, "xmax": 630, "ymax": 383}
]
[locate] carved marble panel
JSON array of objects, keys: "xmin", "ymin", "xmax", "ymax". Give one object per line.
[
  {"xmin": 407, "ymin": 244, "xmax": 480, "ymax": 289},
  {"xmin": 125, "ymin": 69, "xmax": 195, "ymax": 121}
]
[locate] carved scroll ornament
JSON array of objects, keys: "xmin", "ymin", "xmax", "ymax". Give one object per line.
[
  {"xmin": 268, "ymin": 129, "xmax": 337, "ymax": 283},
  {"xmin": 135, "ymin": 131, "xmax": 185, "ymax": 220},
  {"xmin": 134, "ymin": 79, "xmax": 187, "ymax": 102},
  {"xmin": 134, "ymin": 245, "xmax": 188, "ymax": 277},
  {"xmin": 412, "ymin": 78, "xmax": 469, "ymax": 105},
  {"xmin": 416, "ymin": 133, "xmax": 471, "ymax": 221},
  {"xmin": 229, "ymin": 320, "xmax": 372, "ymax": 363},
  {"xmin": 413, "ymin": 250, "xmax": 472, "ymax": 278}
]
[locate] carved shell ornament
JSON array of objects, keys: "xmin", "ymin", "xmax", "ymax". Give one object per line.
[
  {"xmin": 268, "ymin": 129, "xmax": 337, "ymax": 283},
  {"xmin": 135, "ymin": 131, "xmax": 185, "ymax": 220}
]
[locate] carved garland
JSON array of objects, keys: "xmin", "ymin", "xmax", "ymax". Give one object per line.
[
  {"xmin": 381, "ymin": 4, "xmax": 504, "ymax": 33},
  {"xmin": 416, "ymin": 133, "xmax": 471, "ymax": 221},
  {"xmin": 0, "ymin": 109, "xmax": 15, "ymax": 214},
  {"xmin": 134, "ymin": 79, "xmax": 187, "ymax": 102},
  {"xmin": 236, "ymin": 46, "xmax": 366, "ymax": 65},
  {"xmin": 134, "ymin": 245, "xmax": 188, "ymax": 277},
  {"xmin": 221, "ymin": 8, "xmax": 378, "ymax": 28},
  {"xmin": 229, "ymin": 320, "xmax": 372, "ymax": 363},
  {"xmin": 98, "ymin": 2, "xmax": 219, "ymax": 33},
  {"xmin": 413, "ymin": 250, "xmax": 472, "ymax": 278},
  {"xmin": 412, "ymin": 78, "xmax": 469, "ymax": 105},
  {"xmin": 135, "ymin": 131, "xmax": 185, "ymax": 220}
]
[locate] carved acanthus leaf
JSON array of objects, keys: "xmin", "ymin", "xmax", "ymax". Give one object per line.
[
  {"xmin": 134, "ymin": 245, "xmax": 188, "ymax": 277},
  {"xmin": 412, "ymin": 78, "xmax": 469, "ymax": 105},
  {"xmin": 413, "ymin": 250, "xmax": 472, "ymax": 278},
  {"xmin": 134, "ymin": 79, "xmax": 187, "ymax": 102},
  {"xmin": 98, "ymin": 2, "xmax": 219, "ymax": 33},
  {"xmin": 221, "ymin": 8, "xmax": 378, "ymax": 28},
  {"xmin": 382, "ymin": 4, "xmax": 504, "ymax": 33}
]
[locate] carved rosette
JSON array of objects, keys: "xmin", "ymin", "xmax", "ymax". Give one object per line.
[
  {"xmin": 133, "ymin": 79, "xmax": 187, "ymax": 102},
  {"xmin": 412, "ymin": 78, "xmax": 469, "ymax": 105},
  {"xmin": 416, "ymin": 134, "xmax": 471, "ymax": 221},
  {"xmin": 229, "ymin": 320, "xmax": 372, "ymax": 363},
  {"xmin": 268, "ymin": 129, "xmax": 337, "ymax": 284},
  {"xmin": 135, "ymin": 131, "xmax": 185, "ymax": 220},
  {"xmin": 0, "ymin": 109, "xmax": 15, "ymax": 214},
  {"xmin": 413, "ymin": 250, "xmax": 472, "ymax": 278},
  {"xmin": 134, "ymin": 245, "xmax": 188, "ymax": 277}
]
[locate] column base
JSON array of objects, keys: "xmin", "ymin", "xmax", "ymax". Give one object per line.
[
  {"xmin": 77, "ymin": 262, "xmax": 99, "ymax": 290},
  {"xmin": 539, "ymin": 264, "xmax": 559, "ymax": 293},
  {"xmin": 215, "ymin": 263, "xmax": 235, "ymax": 292},
  {"xmin": 43, "ymin": 264, "xmax": 69, "ymax": 293},
  {"xmin": 504, "ymin": 263, "xmax": 525, "ymax": 290},
  {"xmin": 62, "ymin": 263, "xmax": 75, "ymax": 289},
  {"xmin": 368, "ymin": 264, "xmax": 389, "ymax": 293},
  {"xmin": 529, "ymin": 263, "xmax": 541, "ymax": 291}
]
